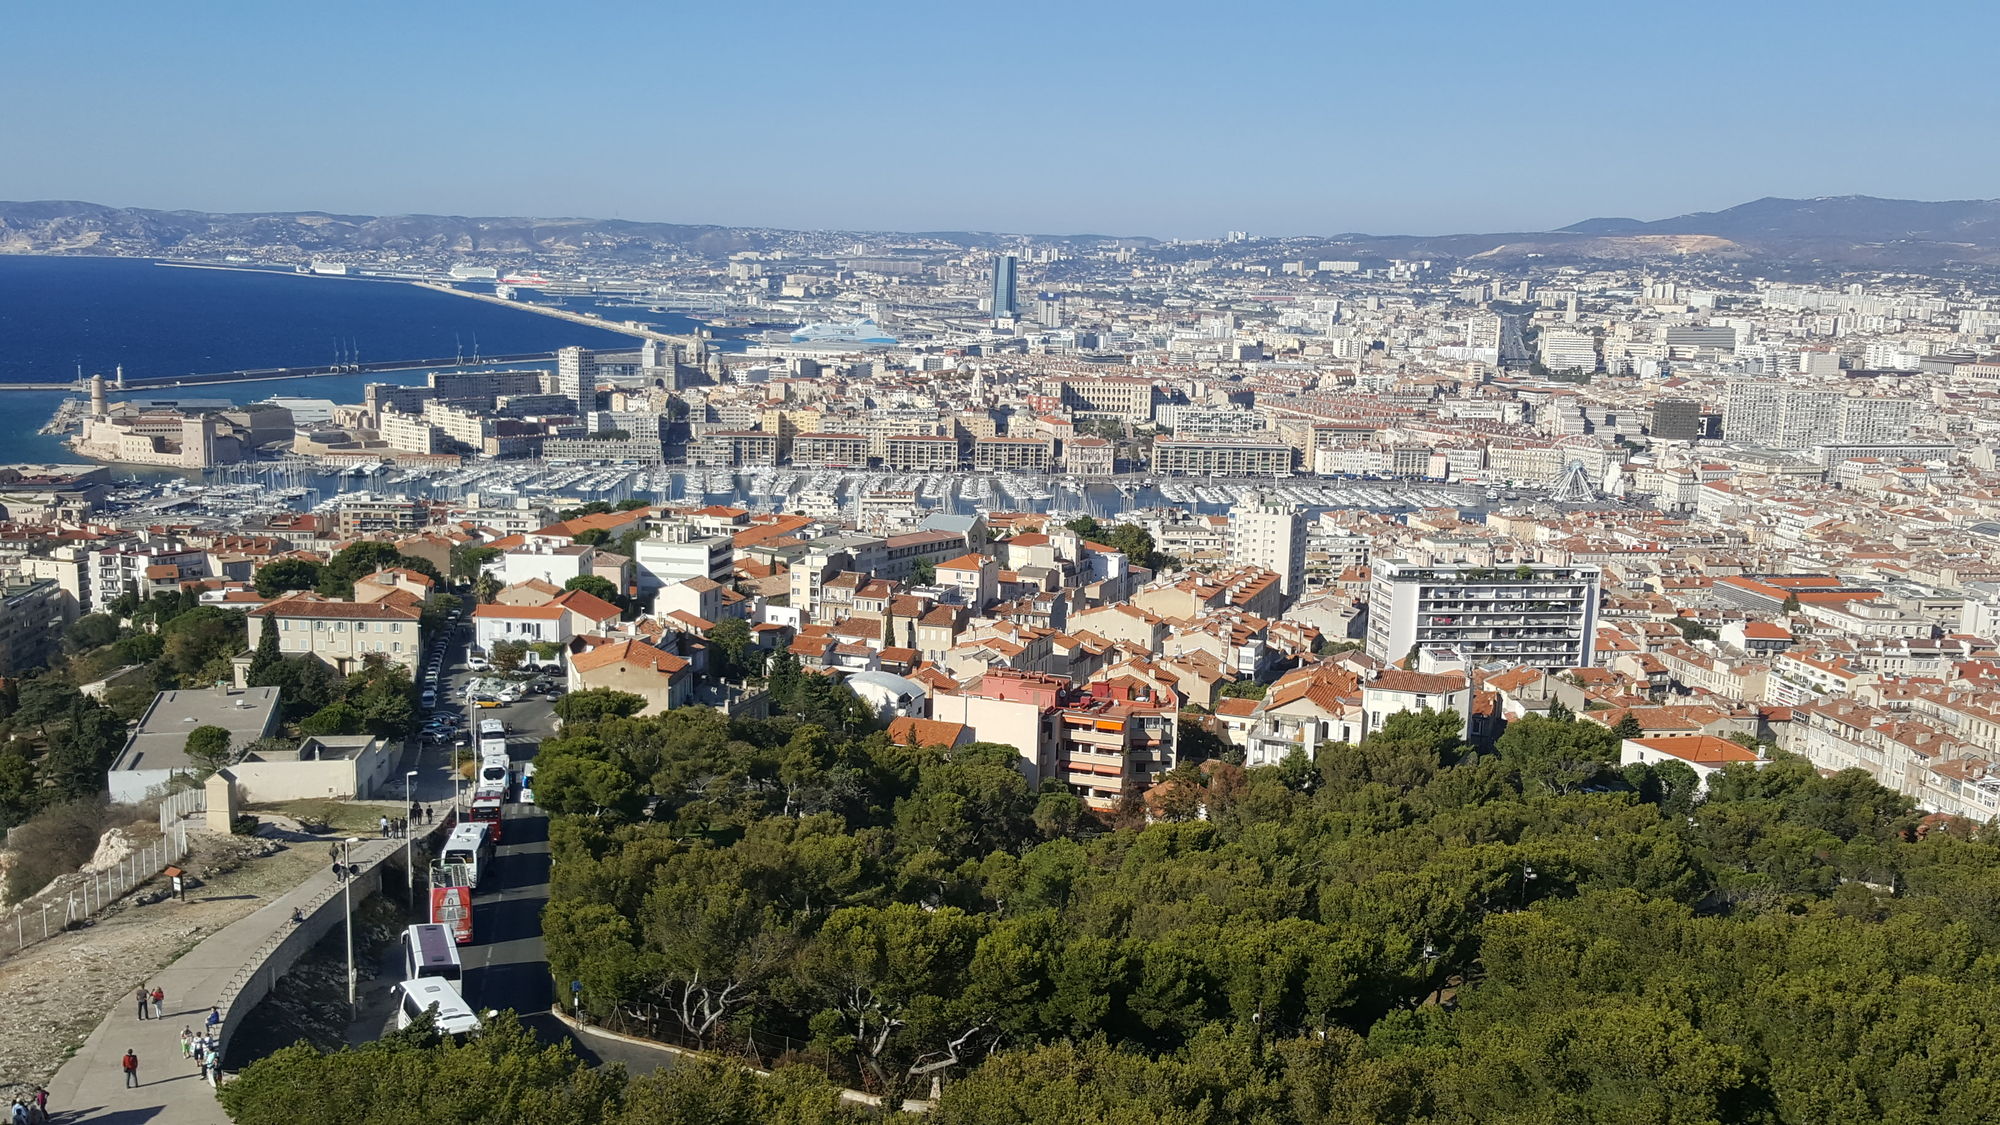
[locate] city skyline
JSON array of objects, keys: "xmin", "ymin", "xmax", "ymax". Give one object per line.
[{"xmin": 7, "ymin": 1, "xmax": 1999, "ymax": 237}]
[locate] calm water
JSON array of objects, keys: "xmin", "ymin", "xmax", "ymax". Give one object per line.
[{"xmin": 0, "ymin": 254, "xmax": 732, "ymax": 462}]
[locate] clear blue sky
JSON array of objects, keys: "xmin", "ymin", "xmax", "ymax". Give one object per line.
[{"xmin": 6, "ymin": 0, "xmax": 1995, "ymax": 238}]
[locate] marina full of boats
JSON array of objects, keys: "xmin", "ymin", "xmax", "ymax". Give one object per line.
[{"xmin": 89, "ymin": 459, "xmax": 1526, "ymax": 530}]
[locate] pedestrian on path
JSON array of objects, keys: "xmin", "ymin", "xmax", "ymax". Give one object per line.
[
  {"xmin": 150, "ymin": 986, "xmax": 164, "ymax": 1019},
  {"xmin": 327, "ymin": 842, "xmax": 339, "ymax": 863},
  {"xmin": 121, "ymin": 1050, "xmax": 139, "ymax": 1088},
  {"xmin": 135, "ymin": 988, "xmax": 148, "ymax": 1020},
  {"xmin": 206, "ymin": 1005, "xmax": 222, "ymax": 1031},
  {"xmin": 180, "ymin": 1027, "xmax": 193, "ymax": 1057},
  {"xmin": 379, "ymin": 815, "xmax": 389, "ymax": 838},
  {"xmin": 13, "ymin": 1097, "xmax": 29, "ymax": 1125}
]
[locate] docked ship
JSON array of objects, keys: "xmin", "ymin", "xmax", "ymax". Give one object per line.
[
  {"xmin": 500, "ymin": 271, "xmax": 551, "ymax": 287},
  {"xmin": 789, "ymin": 318, "xmax": 898, "ymax": 347}
]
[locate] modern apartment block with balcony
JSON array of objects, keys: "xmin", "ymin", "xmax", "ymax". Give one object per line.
[{"xmin": 1366, "ymin": 560, "xmax": 1600, "ymax": 669}]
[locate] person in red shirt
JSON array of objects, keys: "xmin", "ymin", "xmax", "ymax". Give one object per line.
[{"xmin": 120, "ymin": 1051, "xmax": 139, "ymax": 1088}]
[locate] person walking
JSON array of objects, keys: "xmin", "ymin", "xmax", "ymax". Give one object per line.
[
  {"xmin": 121, "ymin": 1050, "xmax": 139, "ymax": 1088},
  {"xmin": 149, "ymin": 986, "xmax": 164, "ymax": 1019},
  {"xmin": 135, "ymin": 987, "xmax": 149, "ymax": 1020},
  {"xmin": 12, "ymin": 1097, "xmax": 29, "ymax": 1125},
  {"xmin": 180, "ymin": 1026, "xmax": 193, "ymax": 1057}
]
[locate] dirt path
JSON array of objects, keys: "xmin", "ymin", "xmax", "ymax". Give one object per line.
[{"xmin": 0, "ymin": 832, "xmax": 325, "ymax": 1098}]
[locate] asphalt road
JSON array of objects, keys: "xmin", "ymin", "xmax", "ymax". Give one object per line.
[{"xmin": 362, "ymin": 621, "xmax": 565, "ymax": 1029}]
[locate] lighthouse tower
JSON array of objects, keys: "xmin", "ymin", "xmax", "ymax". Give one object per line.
[{"xmin": 89, "ymin": 373, "xmax": 107, "ymax": 418}]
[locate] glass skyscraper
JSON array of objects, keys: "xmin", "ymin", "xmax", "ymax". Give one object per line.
[{"xmin": 989, "ymin": 254, "xmax": 1018, "ymax": 319}]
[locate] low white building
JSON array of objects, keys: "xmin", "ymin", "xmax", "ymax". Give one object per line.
[
  {"xmin": 1619, "ymin": 734, "xmax": 1768, "ymax": 793},
  {"xmin": 108, "ymin": 686, "xmax": 281, "ymax": 803},
  {"xmin": 222, "ymin": 735, "xmax": 400, "ymax": 802}
]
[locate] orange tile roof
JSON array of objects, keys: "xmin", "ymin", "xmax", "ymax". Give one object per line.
[
  {"xmin": 551, "ymin": 589, "xmax": 622, "ymax": 621},
  {"xmin": 570, "ymin": 638, "xmax": 689, "ymax": 676},
  {"xmin": 1628, "ymin": 734, "xmax": 1762, "ymax": 765},
  {"xmin": 471, "ymin": 603, "xmax": 566, "ymax": 620},
  {"xmin": 886, "ymin": 717, "xmax": 966, "ymax": 748}
]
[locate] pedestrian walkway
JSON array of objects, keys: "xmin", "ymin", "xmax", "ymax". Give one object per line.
[{"xmin": 44, "ymin": 834, "xmax": 405, "ymax": 1125}]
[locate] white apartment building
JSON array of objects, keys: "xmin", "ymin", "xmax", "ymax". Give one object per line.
[
  {"xmin": 500, "ymin": 540, "xmax": 597, "ymax": 588},
  {"xmin": 633, "ymin": 523, "xmax": 735, "ymax": 592},
  {"xmin": 1537, "ymin": 329, "xmax": 1598, "ymax": 373},
  {"xmin": 1722, "ymin": 383, "xmax": 1920, "ymax": 449},
  {"xmin": 90, "ymin": 542, "xmax": 209, "ymax": 610},
  {"xmin": 555, "ymin": 346, "xmax": 598, "ymax": 421},
  {"xmin": 1366, "ymin": 560, "xmax": 1600, "ymax": 669},
  {"xmin": 1229, "ymin": 499, "xmax": 1305, "ymax": 599}
]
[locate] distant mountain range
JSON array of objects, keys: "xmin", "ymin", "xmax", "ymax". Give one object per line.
[{"xmin": 8, "ymin": 195, "xmax": 2000, "ymax": 270}]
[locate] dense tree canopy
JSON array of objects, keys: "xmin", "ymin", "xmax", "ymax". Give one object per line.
[{"xmin": 513, "ymin": 692, "xmax": 2000, "ymax": 1123}]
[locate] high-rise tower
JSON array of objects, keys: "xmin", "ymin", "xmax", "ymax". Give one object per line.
[
  {"xmin": 989, "ymin": 255, "xmax": 1018, "ymax": 321},
  {"xmin": 556, "ymin": 346, "xmax": 598, "ymax": 421}
]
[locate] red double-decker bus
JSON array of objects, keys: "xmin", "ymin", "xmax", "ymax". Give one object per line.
[{"xmin": 467, "ymin": 786, "xmax": 505, "ymax": 843}]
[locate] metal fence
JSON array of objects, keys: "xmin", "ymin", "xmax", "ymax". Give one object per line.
[
  {"xmin": 159, "ymin": 788, "xmax": 207, "ymax": 832},
  {"xmin": 1, "ymin": 819, "xmax": 190, "ymax": 955}
]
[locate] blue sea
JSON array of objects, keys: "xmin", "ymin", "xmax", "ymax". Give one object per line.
[{"xmin": 0, "ymin": 255, "xmax": 734, "ymax": 462}]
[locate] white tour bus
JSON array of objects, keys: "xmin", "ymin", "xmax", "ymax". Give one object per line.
[
  {"xmin": 477, "ymin": 751, "xmax": 512, "ymax": 791},
  {"xmin": 399, "ymin": 923, "xmax": 463, "ymax": 983},
  {"xmin": 476, "ymin": 718, "xmax": 507, "ymax": 757},
  {"xmin": 439, "ymin": 822, "xmax": 495, "ymax": 889},
  {"xmin": 392, "ymin": 976, "xmax": 483, "ymax": 1035}
]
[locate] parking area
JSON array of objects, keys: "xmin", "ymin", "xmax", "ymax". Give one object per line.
[{"xmin": 407, "ymin": 621, "xmax": 563, "ymax": 809}]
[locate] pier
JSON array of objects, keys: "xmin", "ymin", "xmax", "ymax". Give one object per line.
[{"xmin": 412, "ymin": 281, "xmax": 700, "ymax": 345}]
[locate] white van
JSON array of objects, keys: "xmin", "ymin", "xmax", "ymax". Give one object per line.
[
  {"xmin": 399, "ymin": 923, "xmax": 462, "ymax": 983},
  {"xmin": 393, "ymin": 976, "xmax": 482, "ymax": 1035},
  {"xmin": 518, "ymin": 762, "xmax": 536, "ymax": 805}
]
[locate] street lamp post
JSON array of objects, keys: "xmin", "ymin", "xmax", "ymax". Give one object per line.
[
  {"xmin": 342, "ymin": 836, "xmax": 361, "ymax": 1013},
  {"xmin": 404, "ymin": 769, "xmax": 419, "ymax": 912}
]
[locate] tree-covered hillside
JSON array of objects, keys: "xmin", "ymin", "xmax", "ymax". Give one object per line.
[{"xmin": 228, "ymin": 696, "xmax": 2000, "ymax": 1124}]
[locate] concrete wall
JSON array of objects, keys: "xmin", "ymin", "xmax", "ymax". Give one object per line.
[
  {"xmin": 229, "ymin": 743, "xmax": 401, "ymax": 802},
  {"xmin": 214, "ymin": 820, "xmax": 451, "ymax": 1060},
  {"xmin": 228, "ymin": 760, "xmax": 361, "ymax": 803},
  {"xmin": 108, "ymin": 768, "xmax": 177, "ymax": 805}
]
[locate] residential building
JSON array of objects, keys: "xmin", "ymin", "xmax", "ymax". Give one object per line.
[
  {"xmin": 1229, "ymin": 498, "xmax": 1305, "ymax": 599},
  {"xmin": 1619, "ymin": 735, "xmax": 1768, "ymax": 793},
  {"xmin": 0, "ymin": 578, "xmax": 74, "ymax": 676},
  {"xmin": 634, "ymin": 523, "xmax": 734, "ymax": 592},
  {"xmin": 335, "ymin": 494, "xmax": 427, "ymax": 536},
  {"xmin": 792, "ymin": 432, "xmax": 870, "ymax": 468},
  {"xmin": 244, "ymin": 593, "xmax": 424, "ymax": 675},
  {"xmin": 90, "ymin": 541, "xmax": 209, "ymax": 609},
  {"xmin": 973, "ymin": 436, "xmax": 1055, "ymax": 472},
  {"xmin": 883, "ymin": 435, "xmax": 960, "ymax": 471},
  {"xmin": 556, "ymin": 346, "xmax": 598, "ymax": 420},
  {"xmin": 471, "ymin": 602, "xmax": 572, "ymax": 654},
  {"xmin": 1366, "ymin": 560, "xmax": 1600, "ymax": 668},
  {"xmin": 567, "ymin": 638, "xmax": 691, "ymax": 712},
  {"xmin": 1152, "ymin": 439, "xmax": 1294, "ymax": 476}
]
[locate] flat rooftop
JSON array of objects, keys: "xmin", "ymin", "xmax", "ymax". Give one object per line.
[{"xmin": 112, "ymin": 685, "xmax": 281, "ymax": 774}]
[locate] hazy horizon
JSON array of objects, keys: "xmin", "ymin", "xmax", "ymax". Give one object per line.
[{"xmin": 7, "ymin": 0, "xmax": 1997, "ymax": 239}]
